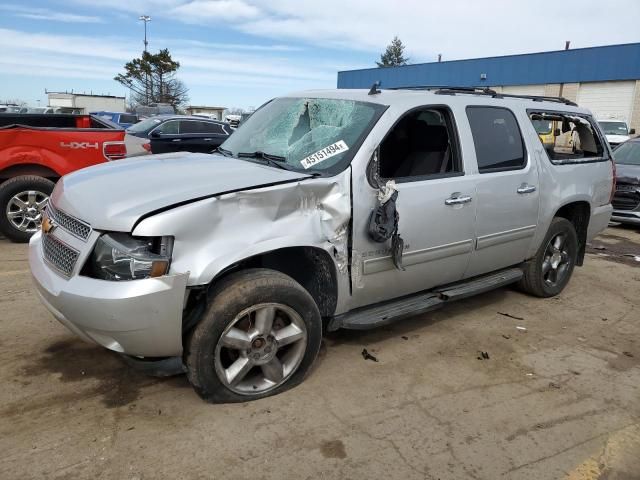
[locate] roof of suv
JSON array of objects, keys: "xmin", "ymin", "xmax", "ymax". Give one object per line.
[
  {"xmin": 152, "ymin": 114, "xmax": 229, "ymax": 124},
  {"xmin": 285, "ymin": 89, "xmax": 591, "ymax": 114}
]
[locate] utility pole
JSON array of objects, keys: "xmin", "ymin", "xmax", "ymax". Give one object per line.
[{"xmin": 139, "ymin": 15, "xmax": 151, "ymax": 105}]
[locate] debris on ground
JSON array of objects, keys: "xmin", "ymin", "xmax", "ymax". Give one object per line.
[
  {"xmin": 502, "ymin": 334, "xmax": 511, "ymax": 340},
  {"xmin": 477, "ymin": 351, "xmax": 490, "ymax": 360},
  {"xmin": 401, "ymin": 336, "xmax": 408, "ymax": 340},
  {"xmin": 497, "ymin": 312, "xmax": 524, "ymax": 320},
  {"xmin": 549, "ymin": 382, "xmax": 561, "ymax": 389},
  {"xmin": 623, "ymin": 351, "xmax": 634, "ymax": 358},
  {"xmin": 361, "ymin": 349, "xmax": 378, "ymax": 362},
  {"xmin": 526, "ymin": 373, "xmax": 534, "ymax": 377},
  {"xmin": 516, "ymin": 326, "xmax": 527, "ymax": 332}
]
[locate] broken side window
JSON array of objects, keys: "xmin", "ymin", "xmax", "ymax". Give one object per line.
[
  {"xmin": 378, "ymin": 107, "xmax": 462, "ymax": 180},
  {"xmin": 528, "ymin": 111, "xmax": 607, "ymax": 164}
]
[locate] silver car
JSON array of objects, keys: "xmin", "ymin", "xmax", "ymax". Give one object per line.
[{"xmin": 29, "ymin": 88, "xmax": 614, "ymax": 402}]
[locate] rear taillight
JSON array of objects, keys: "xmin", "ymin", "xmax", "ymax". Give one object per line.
[
  {"xmin": 609, "ymin": 158, "xmax": 617, "ymax": 204},
  {"xmin": 103, "ymin": 141, "xmax": 127, "ymax": 161},
  {"xmin": 142, "ymin": 142, "xmax": 151, "ymax": 153}
]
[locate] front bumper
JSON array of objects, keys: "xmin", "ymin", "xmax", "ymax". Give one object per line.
[
  {"xmin": 611, "ymin": 210, "xmax": 640, "ymax": 225},
  {"xmin": 29, "ymin": 231, "xmax": 189, "ymax": 357}
]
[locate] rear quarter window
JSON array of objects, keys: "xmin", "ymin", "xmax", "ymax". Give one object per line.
[{"xmin": 528, "ymin": 111, "xmax": 607, "ymax": 164}]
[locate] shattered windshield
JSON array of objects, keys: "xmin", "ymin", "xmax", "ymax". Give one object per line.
[{"xmin": 220, "ymin": 97, "xmax": 386, "ymax": 174}]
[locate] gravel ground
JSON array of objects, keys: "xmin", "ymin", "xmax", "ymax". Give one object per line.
[{"xmin": 0, "ymin": 226, "xmax": 639, "ymax": 480}]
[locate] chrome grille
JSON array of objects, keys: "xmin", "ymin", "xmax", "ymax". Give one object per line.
[
  {"xmin": 42, "ymin": 233, "xmax": 79, "ymax": 277},
  {"xmin": 47, "ymin": 204, "xmax": 92, "ymax": 240}
]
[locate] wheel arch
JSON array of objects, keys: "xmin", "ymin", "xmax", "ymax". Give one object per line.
[
  {"xmin": 207, "ymin": 246, "xmax": 339, "ymax": 318},
  {"xmin": 553, "ymin": 200, "xmax": 591, "ymax": 266},
  {"xmin": 0, "ymin": 163, "xmax": 61, "ymax": 182}
]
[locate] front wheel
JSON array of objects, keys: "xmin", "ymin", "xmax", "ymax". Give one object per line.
[
  {"xmin": 186, "ymin": 269, "xmax": 322, "ymax": 403},
  {"xmin": 0, "ymin": 176, "xmax": 55, "ymax": 243},
  {"xmin": 519, "ymin": 217, "xmax": 578, "ymax": 297}
]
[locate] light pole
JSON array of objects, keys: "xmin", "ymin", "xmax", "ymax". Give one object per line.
[
  {"xmin": 139, "ymin": 15, "xmax": 151, "ymax": 52},
  {"xmin": 139, "ymin": 15, "xmax": 151, "ymax": 104}
]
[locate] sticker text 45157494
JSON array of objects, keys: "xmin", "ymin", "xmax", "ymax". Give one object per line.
[{"xmin": 300, "ymin": 140, "xmax": 349, "ymax": 169}]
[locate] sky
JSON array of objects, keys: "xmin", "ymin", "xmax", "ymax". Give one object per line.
[{"xmin": 1, "ymin": 0, "xmax": 639, "ymax": 110}]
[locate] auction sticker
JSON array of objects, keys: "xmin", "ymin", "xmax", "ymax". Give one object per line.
[{"xmin": 300, "ymin": 140, "xmax": 349, "ymax": 169}]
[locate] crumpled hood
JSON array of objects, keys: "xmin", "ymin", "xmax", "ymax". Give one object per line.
[
  {"xmin": 616, "ymin": 163, "xmax": 640, "ymax": 186},
  {"xmin": 51, "ymin": 152, "xmax": 310, "ymax": 231}
]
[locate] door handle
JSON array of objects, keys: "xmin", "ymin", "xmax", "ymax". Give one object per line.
[
  {"xmin": 445, "ymin": 193, "xmax": 473, "ymax": 206},
  {"xmin": 172, "ymin": 138, "xmax": 182, "ymax": 142},
  {"xmin": 517, "ymin": 183, "xmax": 537, "ymax": 194},
  {"xmin": 203, "ymin": 138, "xmax": 213, "ymax": 141}
]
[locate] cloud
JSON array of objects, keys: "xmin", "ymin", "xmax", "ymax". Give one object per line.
[
  {"xmin": 0, "ymin": 27, "xmax": 334, "ymax": 91},
  {"xmin": 65, "ymin": 0, "xmax": 640, "ymax": 61},
  {"xmin": 0, "ymin": 5, "xmax": 103, "ymax": 23},
  {"xmin": 168, "ymin": 0, "xmax": 260, "ymax": 23},
  {"xmin": 157, "ymin": 38, "xmax": 303, "ymax": 52}
]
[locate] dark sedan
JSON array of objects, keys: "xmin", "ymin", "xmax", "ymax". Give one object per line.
[
  {"xmin": 126, "ymin": 115, "xmax": 231, "ymax": 154},
  {"xmin": 612, "ymin": 138, "xmax": 640, "ymax": 226}
]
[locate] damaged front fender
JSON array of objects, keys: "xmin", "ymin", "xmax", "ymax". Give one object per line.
[{"xmin": 132, "ymin": 169, "xmax": 353, "ymax": 312}]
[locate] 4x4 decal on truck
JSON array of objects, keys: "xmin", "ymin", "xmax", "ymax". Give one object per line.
[{"xmin": 60, "ymin": 142, "xmax": 99, "ymax": 150}]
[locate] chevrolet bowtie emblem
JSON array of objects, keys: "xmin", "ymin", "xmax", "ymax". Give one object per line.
[{"xmin": 42, "ymin": 216, "xmax": 57, "ymax": 234}]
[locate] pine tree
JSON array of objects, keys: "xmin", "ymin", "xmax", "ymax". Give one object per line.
[
  {"xmin": 376, "ymin": 36, "xmax": 409, "ymax": 68},
  {"xmin": 114, "ymin": 49, "xmax": 189, "ymax": 108}
]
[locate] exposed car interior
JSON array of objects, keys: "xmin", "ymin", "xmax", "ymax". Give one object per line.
[
  {"xmin": 379, "ymin": 108, "xmax": 459, "ymax": 179},
  {"xmin": 530, "ymin": 112, "xmax": 605, "ymax": 162}
]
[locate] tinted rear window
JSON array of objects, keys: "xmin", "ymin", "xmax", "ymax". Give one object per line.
[
  {"xmin": 466, "ymin": 107, "xmax": 526, "ymax": 172},
  {"xmin": 119, "ymin": 114, "xmax": 138, "ymax": 124}
]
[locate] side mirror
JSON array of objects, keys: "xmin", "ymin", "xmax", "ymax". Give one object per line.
[
  {"xmin": 630, "ymin": 128, "xmax": 636, "ymax": 135},
  {"xmin": 150, "ymin": 131, "xmax": 161, "ymax": 138}
]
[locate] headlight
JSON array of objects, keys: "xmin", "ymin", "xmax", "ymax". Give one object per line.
[{"xmin": 88, "ymin": 233, "xmax": 173, "ymax": 281}]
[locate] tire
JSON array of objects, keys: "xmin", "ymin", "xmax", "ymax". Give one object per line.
[
  {"xmin": 0, "ymin": 176, "xmax": 55, "ymax": 243},
  {"xmin": 519, "ymin": 217, "xmax": 578, "ymax": 298},
  {"xmin": 186, "ymin": 268, "xmax": 322, "ymax": 403}
]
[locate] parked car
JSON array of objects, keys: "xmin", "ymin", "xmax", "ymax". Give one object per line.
[
  {"xmin": 91, "ymin": 111, "xmax": 140, "ymax": 129},
  {"xmin": 225, "ymin": 114, "xmax": 241, "ymax": 128},
  {"xmin": 0, "ymin": 104, "xmax": 23, "ymax": 113},
  {"xmin": 611, "ymin": 138, "xmax": 640, "ymax": 225},
  {"xmin": 126, "ymin": 115, "xmax": 231, "ymax": 154},
  {"xmin": 29, "ymin": 88, "xmax": 613, "ymax": 403},
  {"xmin": 598, "ymin": 119, "xmax": 635, "ymax": 148},
  {"xmin": 0, "ymin": 113, "xmax": 126, "ymax": 242}
]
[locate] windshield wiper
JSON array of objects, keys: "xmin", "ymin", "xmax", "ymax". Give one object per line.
[
  {"xmin": 237, "ymin": 151, "xmax": 286, "ymax": 162},
  {"xmin": 215, "ymin": 147, "xmax": 233, "ymax": 157},
  {"xmin": 236, "ymin": 151, "xmax": 296, "ymax": 172}
]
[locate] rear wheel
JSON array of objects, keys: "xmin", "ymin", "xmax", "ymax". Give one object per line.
[
  {"xmin": 519, "ymin": 217, "xmax": 578, "ymax": 297},
  {"xmin": 0, "ymin": 176, "xmax": 55, "ymax": 243},
  {"xmin": 186, "ymin": 269, "xmax": 322, "ymax": 403}
]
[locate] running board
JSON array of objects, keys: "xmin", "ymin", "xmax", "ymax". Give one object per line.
[{"xmin": 329, "ymin": 268, "xmax": 523, "ymax": 331}]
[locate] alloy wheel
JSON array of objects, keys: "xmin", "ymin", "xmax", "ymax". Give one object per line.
[
  {"xmin": 214, "ymin": 303, "xmax": 308, "ymax": 395},
  {"xmin": 6, "ymin": 190, "xmax": 49, "ymax": 233},
  {"xmin": 542, "ymin": 233, "xmax": 572, "ymax": 288}
]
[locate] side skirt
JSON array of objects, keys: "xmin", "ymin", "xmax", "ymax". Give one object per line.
[{"xmin": 328, "ymin": 267, "xmax": 523, "ymax": 331}]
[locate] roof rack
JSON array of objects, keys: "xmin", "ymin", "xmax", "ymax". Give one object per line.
[{"xmin": 386, "ymin": 85, "xmax": 577, "ymax": 106}]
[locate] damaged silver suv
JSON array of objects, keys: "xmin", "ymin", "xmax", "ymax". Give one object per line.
[{"xmin": 30, "ymin": 87, "xmax": 614, "ymax": 402}]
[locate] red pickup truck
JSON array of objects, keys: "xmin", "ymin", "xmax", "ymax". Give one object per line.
[{"xmin": 0, "ymin": 114, "xmax": 127, "ymax": 242}]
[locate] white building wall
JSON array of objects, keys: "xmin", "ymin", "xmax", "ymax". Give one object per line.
[
  {"xmin": 576, "ymin": 80, "xmax": 636, "ymax": 123},
  {"xmin": 73, "ymin": 96, "xmax": 126, "ymax": 113}
]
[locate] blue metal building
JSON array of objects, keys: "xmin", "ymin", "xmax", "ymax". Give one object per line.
[{"xmin": 338, "ymin": 43, "xmax": 640, "ymax": 132}]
